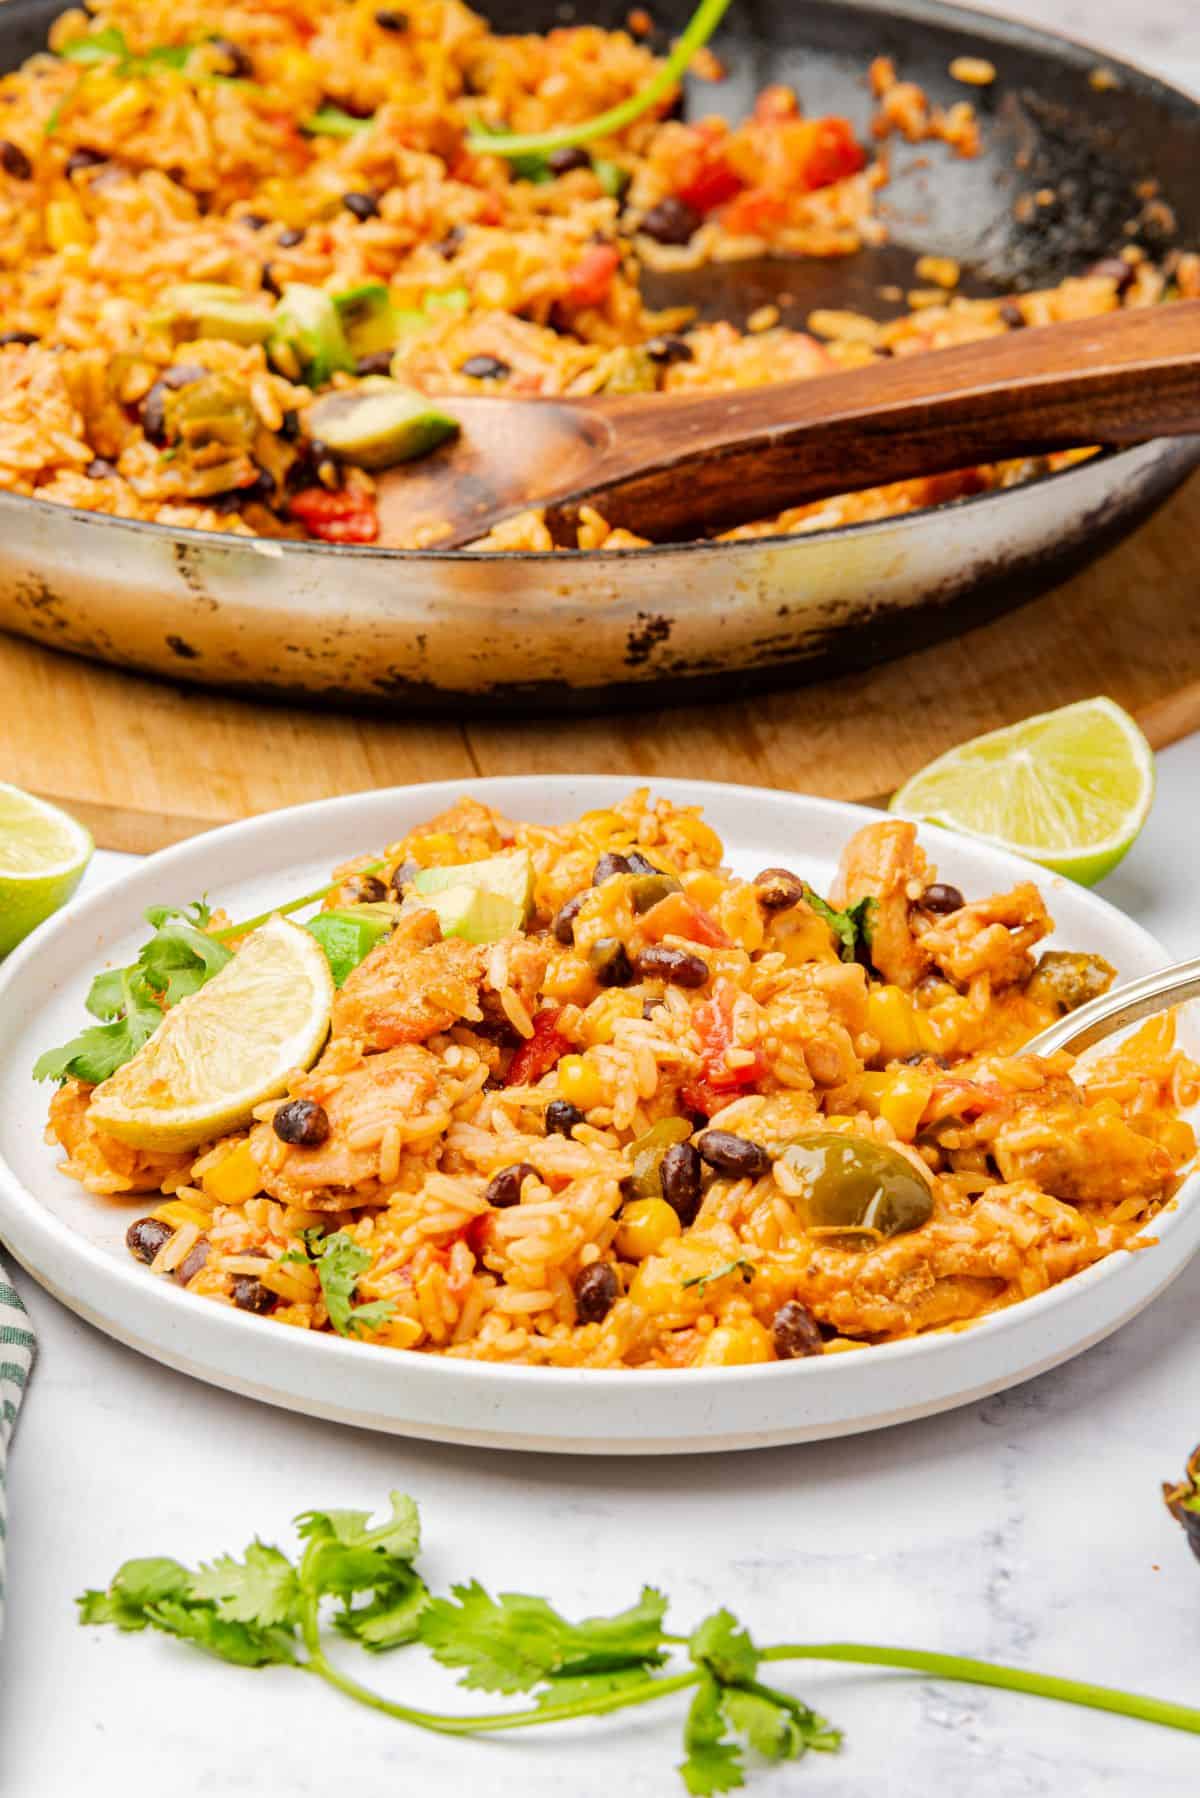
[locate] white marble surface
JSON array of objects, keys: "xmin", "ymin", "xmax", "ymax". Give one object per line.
[{"xmin": 5, "ymin": 3, "xmax": 1200, "ymax": 1791}]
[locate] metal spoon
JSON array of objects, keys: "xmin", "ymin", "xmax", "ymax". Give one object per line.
[{"xmin": 1024, "ymin": 954, "xmax": 1200, "ymax": 1058}]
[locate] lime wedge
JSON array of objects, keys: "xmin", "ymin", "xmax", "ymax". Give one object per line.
[
  {"xmin": 0, "ymin": 783, "xmax": 93, "ymax": 956},
  {"xmin": 890, "ymin": 697, "xmax": 1154, "ymax": 886},
  {"xmin": 90, "ymin": 915, "xmax": 334, "ymax": 1150}
]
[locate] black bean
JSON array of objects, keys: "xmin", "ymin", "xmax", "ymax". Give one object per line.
[
  {"xmin": 1085, "ymin": 256, "xmax": 1135, "ymax": 293},
  {"xmin": 433, "ymin": 223, "xmax": 465, "ymax": 258},
  {"xmin": 546, "ymin": 1098, "xmax": 584, "ymax": 1137},
  {"xmin": 548, "ymin": 146, "xmax": 592, "ymax": 175},
  {"xmin": 589, "ymin": 937, "xmax": 634, "ymax": 987},
  {"xmin": 140, "ymin": 381, "xmax": 170, "ymax": 445},
  {"xmin": 374, "ymin": 7, "xmax": 409, "ymax": 28},
  {"xmin": 175, "ymin": 1237, "xmax": 210, "ymax": 1286},
  {"xmin": 638, "ymin": 196, "xmax": 701, "ymax": 245},
  {"xmin": 355, "ymin": 349, "xmax": 395, "ymax": 376},
  {"xmin": 644, "ymin": 334, "xmax": 694, "ymax": 365},
  {"xmin": 754, "ymin": 867, "xmax": 806, "ymax": 911},
  {"xmin": 920, "ymin": 882, "xmax": 965, "ymax": 916},
  {"xmin": 277, "ymin": 225, "xmax": 305, "ymax": 248},
  {"xmin": 696, "ymin": 1129, "xmax": 770, "ymax": 1180},
  {"xmin": 211, "ymin": 36, "xmax": 253, "ymax": 79},
  {"xmin": 660, "ymin": 1141, "xmax": 702, "ymax": 1225},
  {"xmin": 232, "ymin": 1275, "xmax": 277, "ymax": 1315},
  {"xmin": 65, "ymin": 145, "xmax": 106, "ymax": 177},
  {"xmin": 623, "ymin": 851, "xmax": 658, "ymax": 875},
  {"xmin": 273, "ymin": 1098, "xmax": 331, "ymax": 1146},
  {"xmin": 344, "ymin": 872, "xmax": 387, "ymax": 902},
  {"xmin": 574, "ymin": 1261, "xmax": 619, "ymax": 1323},
  {"xmin": 85, "ymin": 456, "xmax": 117, "ymax": 478},
  {"xmin": 163, "ymin": 363, "xmax": 207, "ymax": 390},
  {"xmin": 126, "ymin": 1217, "xmax": 173, "ymax": 1264},
  {"xmin": 0, "ymin": 329, "xmax": 37, "ymax": 346},
  {"xmin": 772, "ymin": 1299, "xmax": 824, "ymax": 1359},
  {"xmin": 280, "ymin": 406, "xmax": 302, "ymax": 440},
  {"xmin": 997, "ymin": 300, "xmax": 1024, "ymax": 328},
  {"xmin": 0, "ymin": 140, "xmax": 32, "ymax": 181},
  {"xmin": 461, "ymin": 353, "xmax": 511, "ymax": 380},
  {"xmin": 552, "ymin": 891, "xmax": 586, "ymax": 945},
  {"xmin": 342, "ymin": 190, "xmax": 380, "ymax": 220},
  {"xmin": 633, "ymin": 944, "xmax": 709, "ymax": 988},
  {"xmin": 241, "ymin": 211, "xmax": 270, "ymax": 231},
  {"xmin": 484, "ymin": 1160, "xmax": 537, "ymax": 1208},
  {"xmin": 261, "ymin": 262, "xmax": 282, "ymax": 297},
  {"xmin": 592, "ymin": 851, "xmax": 632, "ymax": 885}
]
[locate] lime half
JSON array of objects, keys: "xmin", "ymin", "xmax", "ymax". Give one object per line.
[
  {"xmin": 90, "ymin": 914, "xmax": 334, "ymax": 1150},
  {"xmin": 0, "ymin": 783, "xmax": 93, "ymax": 956},
  {"xmin": 890, "ymin": 697, "xmax": 1154, "ymax": 886}
]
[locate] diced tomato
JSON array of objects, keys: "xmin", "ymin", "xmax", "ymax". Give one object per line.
[
  {"xmin": 753, "ymin": 83, "xmax": 800, "ymax": 123},
  {"xmin": 795, "ymin": 117, "xmax": 867, "ymax": 190},
  {"xmin": 505, "ymin": 1007, "xmax": 571, "ymax": 1086},
  {"xmin": 289, "ymin": 487, "xmax": 379, "ymax": 544},
  {"xmin": 463, "ymin": 1212, "xmax": 494, "ymax": 1258},
  {"xmin": 692, "ymin": 981, "xmax": 766, "ymax": 1094},
  {"xmin": 719, "ymin": 184, "xmax": 788, "ymax": 238},
  {"xmin": 676, "ymin": 150, "xmax": 744, "ymax": 215},
  {"xmin": 639, "ymin": 891, "xmax": 731, "ymax": 950},
  {"xmin": 565, "ymin": 243, "xmax": 621, "ymax": 309}
]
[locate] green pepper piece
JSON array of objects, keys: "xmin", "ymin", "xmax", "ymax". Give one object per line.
[
  {"xmin": 779, "ymin": 1133, "xmax": 934, "ymax": 1237},
  {"xmin": 626, "ymin": 1116, "xmax": 693, "ymax": 1199}
]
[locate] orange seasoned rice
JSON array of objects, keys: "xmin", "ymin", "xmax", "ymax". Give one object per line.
[{"xmin": 46, "ymin": 791, "xmax": 1200, "ymax": 1368}]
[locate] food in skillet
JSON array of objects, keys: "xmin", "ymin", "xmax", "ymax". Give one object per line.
[
  {"xmin": 37, "ymin": 793, "xmax": 1199, "ymax": 1365},
  {"xmin": 0, "ymin": 1, "xmax": 1195, "ymax": 549}
]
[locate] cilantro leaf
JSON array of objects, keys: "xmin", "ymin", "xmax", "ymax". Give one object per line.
[
  {"xmin": 720, "ymin": 1689, "xmax": 804, "ymax": 1762},
  {"xmin": 139, "ymin": 919, "xmax": 231, "ymax": 1006},
  {"xmin": 689, "ymin": 1610, "xmax": 759, "ymax": 1686},
  {"xmin": 59, "ymin": 25, "xmax": 129, "ymax": 62},
  {"xmin": 77, "ymin": 1555, "xmax": 191, "ymax": 1630},
  {"xmin": 33, "ymin": 970, "xmax": 161, "ymax": 1085},
  {"xmin": 146, "ymin": 1599, "xmax": 298, "ymax": 1667},
  {"xmin": 419, "ymin": 1581, "xmax": 667, "ymax": 1694},
  {"xmin": 144, "ymin": 897, "xmax": 213, "ymax": 929},
  {"xmin": 800, "ymin": 886, "xmax": 876, "ymax": 964},
  {"xmin": 332, "ymin": 1564, "xmax": 429, "ymax": 1652},
  {"xmin": 286, "ymin": 1231, "xmax": 396, "ymax": 1339},
  {"xmin": 680, "ymin": 1673, "xmax": 744, "ymax": 1795},
  {"xmin": 190, "ymin": 1541, "xmax": 301, "ymax": 1629},
  {"xmin": 680, "ymin": 1259, "xmax": 755, "ymax": 1297},
  {"xmin": 302, "ymin": 103, "xmax": 372, "ymax": 137},
  {"xmin": 305, "ymin": 910, "xmax": 391, "ymax": 987},
  {"xmin": 533, "ymin": 1666, "xmax": 656, "ymax": 1711},
  {"xmin": 296, "ymin": 1492, "xmax": 420, "ymax": 1562}
]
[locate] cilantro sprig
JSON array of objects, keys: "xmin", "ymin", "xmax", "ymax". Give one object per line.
[
  {"xmin": 282, "ymin": 1229, "xmax": 396, "ymax": 1339},
  {"xmin": 80, "ymin": 1492, "xmax": 1200, "ymax": 1792},
  {"xmin": 800, "ymin": 885, "xmax": 876, "ymax": 964}
]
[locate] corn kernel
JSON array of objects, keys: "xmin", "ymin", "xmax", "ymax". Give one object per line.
[
  {"xmin": 542, "ymin": 951, "xmax": 595, "ymax": 1005},
  {"xmin": 1161, "ymin": 1119, "xmax": 1196, "ymax": 1163},
  {"xmin": 879, "ymin": 1069, "xmax": 935, "ymax": 1139},
  {"xmin": 558, "ymin": 1054, "xmax": 603, "ymax": 1111},
  {"xmin": 577, "ymin": 990, "xmax": 641, "ymax": 1046},
  {"xmin": 152, "ymin": 1198, "xmax": 212, "ymax": 1230},
  {"xmin": 616, "ymin": 1198, "xmax": 682, "ymax": 1261},
  {"xmin": 259, "ymin": 1261, "xmax": 319, "ymax": 1304},
  {"xmin": 45, "ymin": 197, "xmax": 90, "ymax": 250},
  {"xmin": 683, "ymin": 870, "xmax": 725, "ymax": 910},
  {"xmin": 202, "ymin": 1139, "xmax": 263, "ymax": 1206},
  {"xmin": 376, "ymin": 1315, "xmax": 424, "ymax": 1351},
  {"xmin": 698, "ymin": 1319, "xmax": 772, "ymax": 1366},
  {"xmin": 866, "ymin": 985, "xmax": 920, "ymax": 1060}
]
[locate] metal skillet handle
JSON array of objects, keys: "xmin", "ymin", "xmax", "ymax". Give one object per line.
[{"xmin": 1024, "ymin": 953, "xmax": 1200, "ymax": 1058}]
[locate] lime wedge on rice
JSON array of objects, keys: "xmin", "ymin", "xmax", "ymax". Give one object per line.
[
  {"xmin": 890, "ymin": 697, "xmax": 1154, "ymax": 886},
  {"xmin": 89, "ymin": 915, "xmax": 334, "ymax": 1150},
  {"xmin": 0, "ymin": 782, "xmax": 93, "ymax": 956}
]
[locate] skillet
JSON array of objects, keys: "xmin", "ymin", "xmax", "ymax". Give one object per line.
[{"xmin": 0, "ymin": 0, "xmax": 1197, "ymax": 713}]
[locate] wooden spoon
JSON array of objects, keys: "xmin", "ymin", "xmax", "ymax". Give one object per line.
[{"xmin": 373, "ymin": 298, "xmax": 1200, "ymax": 549}]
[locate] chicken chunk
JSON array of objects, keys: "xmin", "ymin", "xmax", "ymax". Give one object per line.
[
  {"xmin": 990, "ymin": 1098, "xmax": 1173, "ymax": 1204},
  {"xmin": 249, "ymin": 1044, "xmax": 444, "ymax": 1209},
  {"xmin": 829, "ymin": 819, "xmax": 934, "ymax": 989},
  {"xmin": 917, "ymin": 883, "xmax": 1051, "ymax": 990},
  {"xmin": 47, "ymin": 1081, "xmax": 193, "ymax": 1195},
  {"xmin": 332, "ymin": 907, "xmax": 485, "ymax": 1048}
]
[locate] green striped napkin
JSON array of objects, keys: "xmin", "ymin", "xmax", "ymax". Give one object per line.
[{"xmin": 0, "ymin": 1250, "xmax": 34, "ymax": 1631}]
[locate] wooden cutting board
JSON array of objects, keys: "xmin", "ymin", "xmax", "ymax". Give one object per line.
[{"xmin": 6, "ymin": 472, "xmax": 1200, "ymax": 854}]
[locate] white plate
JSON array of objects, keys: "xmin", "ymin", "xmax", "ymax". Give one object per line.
[{"xmin": 1, "ymin": 776, "xmax": 1196, "ymax": 1455}]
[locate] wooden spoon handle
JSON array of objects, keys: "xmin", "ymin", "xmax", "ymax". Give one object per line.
[{"xmin": 552, "ymin": 298, "xmax": 1200, "ymax": 540}]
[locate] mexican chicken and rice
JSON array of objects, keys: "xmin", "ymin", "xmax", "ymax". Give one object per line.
[
  {"xmin": 41, "ymin": 792, "xmax": 1200, "ymax": 1368},
  {"xmin": 0, "ymin": 0, "xmax": 1196, "ymax": 549}
]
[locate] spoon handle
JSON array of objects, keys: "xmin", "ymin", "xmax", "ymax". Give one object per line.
[
  {"xmin": 555, "ymin": 298, "xmax": 1200, "ymax": 540},
  {"xmin": 1024, "ymin": 952, "xmax": 1200, "ymax": 1059}
]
